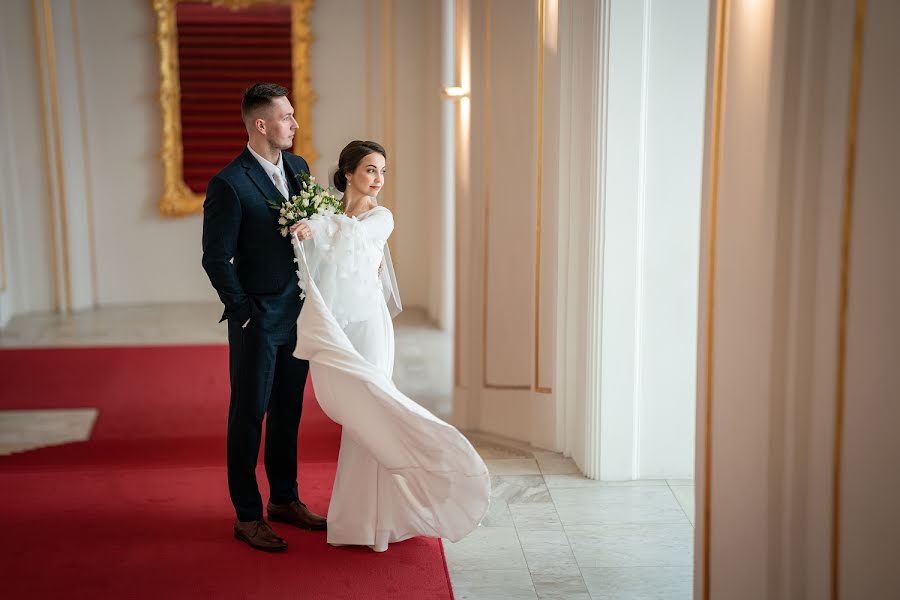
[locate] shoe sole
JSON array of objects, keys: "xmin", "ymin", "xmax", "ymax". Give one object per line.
[
  {"xmin": 267, "ymin": 512, "xmax": 327, "ymax": 531},
  {"xmin": 233, "ymin": 531, "xmax": 288, "ymax": 552}
]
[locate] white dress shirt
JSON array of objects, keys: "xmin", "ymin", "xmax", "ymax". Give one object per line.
[{"xmin": 247, "ymin": 143, "xmax": 289, "ymax": 199}]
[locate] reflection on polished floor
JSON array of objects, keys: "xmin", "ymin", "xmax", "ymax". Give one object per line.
[{"xmin": 0, "ymin": 303, "xmax": 694, "ymax": 599}]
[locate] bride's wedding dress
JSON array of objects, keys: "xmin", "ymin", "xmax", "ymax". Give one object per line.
[{"xmin": 291, "ymin": 206, "xmax": 490, "ymax": 552}]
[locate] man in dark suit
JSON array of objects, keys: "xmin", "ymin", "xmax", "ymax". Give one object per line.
[{"xmin": 202, "ymin": 83, "xmax": 326, "ymax": 552}]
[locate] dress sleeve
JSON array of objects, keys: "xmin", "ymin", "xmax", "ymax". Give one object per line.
[
  {"xmin": 293, "ymin": 212, "xmax": 385, "ymax": 328},
  {"xmin": 359, "ymin": 207, "xmax": 394, "ymax": 244}
]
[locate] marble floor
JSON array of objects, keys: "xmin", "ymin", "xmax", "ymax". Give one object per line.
[
  {"xmin": 0, "ymin": 408, "xmax": 98, "ymax": 456},
  {"xmin": 451, "ymin": 432, "xmax": 695, "ymax": 600},
  {"xmin": 0, "ymin": 303, "xmax": 695, "ymax": 599}
]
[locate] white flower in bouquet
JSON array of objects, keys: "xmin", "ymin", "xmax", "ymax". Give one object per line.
[{"xmin": 266, "ymin": 171, "xmax": 345, "ymax": 237}]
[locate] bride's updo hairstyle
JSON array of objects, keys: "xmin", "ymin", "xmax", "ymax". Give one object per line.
[{"xmin": 333, "ymin": 140, "xmax": 387, "ymax": 193}]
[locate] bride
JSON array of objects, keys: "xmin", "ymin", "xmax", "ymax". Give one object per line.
[{"xmin": 290, "ymin": 140, "xmax": 490, "ymax": 552}]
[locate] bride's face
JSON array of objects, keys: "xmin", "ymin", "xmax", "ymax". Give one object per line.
[{"xmin": 345, "ymin": 152, "xmax": 386, "ymax": 198}]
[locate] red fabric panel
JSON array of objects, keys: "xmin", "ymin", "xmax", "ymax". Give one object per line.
[{"xmin": 176, "ymin": 4, "xmax": 293, "ymax": 193}]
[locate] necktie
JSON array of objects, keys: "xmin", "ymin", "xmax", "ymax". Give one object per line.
[{"xmin": 272, "ymin": 170, "xmax": 289, "ymax": 199}]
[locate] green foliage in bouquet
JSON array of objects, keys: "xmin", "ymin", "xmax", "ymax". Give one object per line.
[{"xmin": 266, "ymin": 171, "xmax": 344, "ymax": 237}]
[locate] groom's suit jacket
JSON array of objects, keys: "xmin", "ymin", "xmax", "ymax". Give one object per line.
[{"xmin": 202, "ymin": 146, "xmax": 310, "ymax": 332}]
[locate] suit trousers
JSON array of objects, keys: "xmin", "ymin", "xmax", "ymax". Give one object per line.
[{"xmin": 226, "ymin": 319, "xmax": 309, "ymax": 522}]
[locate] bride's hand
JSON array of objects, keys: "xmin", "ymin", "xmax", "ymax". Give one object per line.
[{"xmin": 291, "ymin": 222, "xmax": 313, "ymax": 241}]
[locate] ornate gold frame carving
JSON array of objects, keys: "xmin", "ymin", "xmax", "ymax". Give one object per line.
[{"xmin": 154, "ymin": 0, "xmax": 317, "ymax": 217}]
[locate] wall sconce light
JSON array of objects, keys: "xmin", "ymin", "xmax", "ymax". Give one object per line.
[{"xmin": 443, "ymin": 86, "xmax": 470, "ymax": 99}]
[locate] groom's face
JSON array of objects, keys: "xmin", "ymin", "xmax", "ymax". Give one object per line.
[{"xmin": 260, "ymin": 96, "xmax": 298, "ymax": 150}]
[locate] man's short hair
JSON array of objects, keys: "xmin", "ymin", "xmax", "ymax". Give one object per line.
[{"xmin": 241, "ymin": 82, "xmax": 289, "ymax": 122}]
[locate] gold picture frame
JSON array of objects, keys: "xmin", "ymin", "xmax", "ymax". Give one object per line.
[{"xmin": 154, "ymin": 0, "xmax": 317, "ymax": 216}]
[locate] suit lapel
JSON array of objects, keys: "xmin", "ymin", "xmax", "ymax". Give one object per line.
[
  {"xmin": 282, "ymin": 153, "xmax": 307, "ymax": 198},
  {"xmin": 240, "ymin": 147, "xmax": 286, "ymax": 203}
]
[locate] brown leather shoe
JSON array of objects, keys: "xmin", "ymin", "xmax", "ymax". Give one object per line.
[
  {"xmin": 267, "ymin": 500, "xmax": 327, "ymax": 531},
  {"xmin": 233, "ymin": 519, "xmax": 288, "ymax": 552}
]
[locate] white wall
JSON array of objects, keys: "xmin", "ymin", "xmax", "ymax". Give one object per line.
[
  {"xmin": 483, "ymin": 0, "xmax": 536, "ymax": 389},
  {"xmin": 831, "ymin": 0, "xmax": 900, "ymax": 595},
  {"xmin": 636, "ymin": 0, "xmax": 707, "ymax": 478},
  {"xmin": 598, "ymin": 0, "xmax": 708, "ymax": 479},
  {"xmin": 694, "ymin": 0, "xmax": 900, "ymax": 597},
  {"xmin": 0, "ymin": 0, "xmax": 442, "ymax": 320},
  {"xmin": 458, "ymin": 0, "xmax": 568, "ymax": 448},
  {"xmin": 0, "ymin": 1, "xmax": 56, "ymax": 322},
  {"xmin": 394, "ymin": 0, "xmax": 442, "ymax": 314},
  {"xmin": 598, "ymin": 0, "xmax": 645, "ymax": 478},
  {"xmin": 456, "ymin": 0, "xmax": 706, "ymax": 475},
  {"xmin": 455, "ymin": 0, "xmax": 544, "ymax": 441},
  {"xmin": 307, "ymin": 0, "xmax": 367, "ymax": 182},
  {"xmin": 0, "ymin": 33, "xmax": 17, "ymax": 328},
  {"xmin": 77, "ymin": 0, "xmax": 209, "ymax": 306}
]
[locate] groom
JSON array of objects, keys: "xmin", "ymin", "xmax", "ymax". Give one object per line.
[{"xmin": 202, "ymin": 83, "xmax": 326, "ymax": 552}]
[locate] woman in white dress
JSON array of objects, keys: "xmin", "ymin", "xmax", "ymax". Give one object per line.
[{"xmin": 290, "ymin": 141, "xmax": 490, "ymax": 552}]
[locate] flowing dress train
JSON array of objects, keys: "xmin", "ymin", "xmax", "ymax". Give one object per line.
[{"xmin": 292, "ymin": 207, "xmax": 490, "ymax": 552}]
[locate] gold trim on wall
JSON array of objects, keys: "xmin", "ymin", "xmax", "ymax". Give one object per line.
[
  {"xmin": 702, "ymin": 0, "xmax": 727, "ymax": 598},
  {"xmin": 481, "ymin": 0, "xmax": 530, "ymax": 391},
  {"xmin": 31, "ymin": 0, "xmax": 59, "ymax": 311},
  {"xmin": 43, "ymin": 0, "xmax": 73, "ymax": 313},
  {"xmin": 154, "ymin": 0, "xmax": 317, "ymax": 217},
  {"xmin": 32, "ymin": 0, "xmax": 67, "ymax": 313},
  {"xmin": 533, "ymin": 0, "xmax": 551, "ymax": 394},
  {"xmin": 71, "ymin": 0, "xmax": 99, "ymax": 306},
  {"xmin": 832, "ymin": 2, "xmax": 866, "ymax": 598},
  {"xmin": 290, "ymin": 0, "xmax": 317, "ymax": 163},
  {"xmin": 454, "ymin": 0, "xmax": 462, "ymax": 389}
]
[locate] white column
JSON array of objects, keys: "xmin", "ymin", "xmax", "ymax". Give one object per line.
[
  {"xmin": 634, "ymin": 0, "xmax": 707, "ymax": 478},
  {"xmin": 570, "ymin": 0, "xmax": 610, "ymax": 479},
  {"xmin": 559, "ymin": 0, "xmax": 708, "ymax": 479}
]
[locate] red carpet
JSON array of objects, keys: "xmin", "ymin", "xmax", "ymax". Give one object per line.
[{"xmin": 0, "ymin": 346, "xmax": 455, "ymax": 599}]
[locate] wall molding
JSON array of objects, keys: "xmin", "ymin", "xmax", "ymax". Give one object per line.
[
  {"xmin": 71, "ymin": 0, "xmax": 98, "ymax": 307},
  {"xmin": 831, "ymin": 1, "xmax": 866, "ymax": 598},
  {"xmin": 481, "ymin": 0, "xmax": 530, "ymax": 390},
  {"xmin": 31, "ymin": 0, "xmax": 62, "ymax": 313},
  {"xmin": 533, "ymin": 0, "xmax": 551, "ymax": 393},
  {"xmin": 631, "ymin": 0, "xmax": 652, "ymax": 478},
  {"xmin": 700, "ymin": 0, "xmax": 728, "ymax": 596},
  {"xmin": 582, "ymin": 0, "xmax": 610, "ymax": 479}
]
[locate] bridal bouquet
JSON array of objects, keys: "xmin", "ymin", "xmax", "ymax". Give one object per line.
[{"xmin": 267, "ymin": 172, "xmax": 344, "ymax": 237}]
